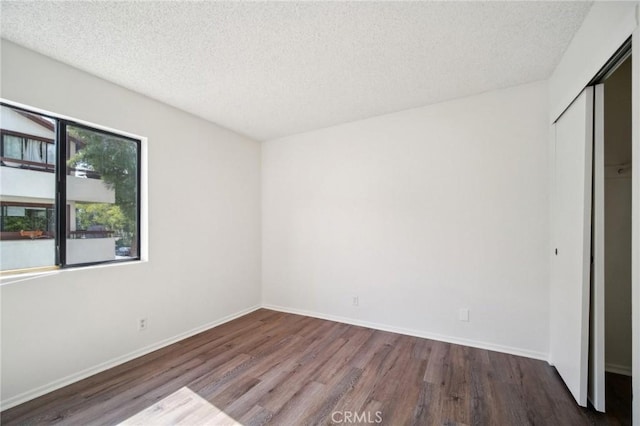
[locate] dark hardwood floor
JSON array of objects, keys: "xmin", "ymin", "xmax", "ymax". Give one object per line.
[
  {"xmin": 603, "ymin": 372, "xmax": 632, "ymax": 426},
  {"xmin": 0, "ymin": 309, "xmax": 631, "ymax": 425}
]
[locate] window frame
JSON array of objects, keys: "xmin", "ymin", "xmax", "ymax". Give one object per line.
[{"xmin": 0, "ymin": 101, "xmax": 143, "ymax": 272}]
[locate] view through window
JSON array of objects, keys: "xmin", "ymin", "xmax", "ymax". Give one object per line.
[{"xmin": 0, "ymin": 104, "xmax": 141, "ymax": 272}]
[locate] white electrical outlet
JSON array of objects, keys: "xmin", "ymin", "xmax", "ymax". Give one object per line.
[
  {"xmin": 353, "ymin": 296, "xmax": 359, "ymax": 306},
  {"xmin": 138, "ymin": 318, "xmax": 148, "ymax": 331},
  {"xmin": 459, "ymin": 309, "xmax": 469, "ymax": 322}
]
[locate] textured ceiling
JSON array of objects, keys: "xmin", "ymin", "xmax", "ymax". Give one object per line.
[{"xmin": 1, "ymin": 1, "xmax": 592, "ymax": 141}]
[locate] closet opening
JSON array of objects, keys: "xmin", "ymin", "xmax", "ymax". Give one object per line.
[{"xmin": 588, "ymin": 47, "xmax": 632, "ymax": 423}]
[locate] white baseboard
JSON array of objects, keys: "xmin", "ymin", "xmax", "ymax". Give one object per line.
[
  {"xmin": 0, "ymin": 304, "xmax": 261, "ymax": 411},
  {"xmin": 605, "ymin": 362, "xmax": 632, "ymax": 376},
  {"xmin": 261, "ymin": 304, "xmax": 548, "ymax": 362}
]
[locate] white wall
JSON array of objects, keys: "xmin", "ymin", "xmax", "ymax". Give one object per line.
[
  {"xmin": 262, "ymin": 81, "xmax": 550, "ymax": 358},
  {"xmin": 0, "ymin": 40, "xmax": 262, "ymax": 408}
]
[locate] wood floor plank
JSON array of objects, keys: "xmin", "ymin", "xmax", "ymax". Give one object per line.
[
  {"xmin": 117, "ymin": 387, "xmax": 229, "ymax": 426},
  {"xmin": 237, "ymin": 404, "xmax": 273, "ymax": 426},
  {"xmin": 312, "ymin": 326, "xmax": 373, "ymax": 385},
  {"xmin": 267, "ymin": 380, "xmax": 326, "ymax": 425},
  {"xmin": 258, "ymin": 334, "xmax": 349, "ymax": 413},
  {"xmin": 468, "ymin": 348, "xmax": 499, "ymax": 426},
  {"xmin": 323, "ymin": 333, "xmax": 394, "ymax": 416},
  {"xmin": 303, "ymin": 365, "xmax": 363, "ymax": 424},
  {"xmin": 423, "ymin": 340, "xmax": 451, "ymax": 385},
  {"xmin": 1, "ymin": 309, "xmax": 628, "ymax": 425},
  {"xmin": 440, "ymin": 344, "xmax": 471, "ymax": 425},
  {"xmin": 347, "ymin": 330, "xmax": 399, "ymax": 370},
  {"xmin": 412, "ymin": 381, "xmax": 442, "ymax": 426},
  {"xmin": 221, "ymin": 369, "xmax": 291, "ymax": 421}
]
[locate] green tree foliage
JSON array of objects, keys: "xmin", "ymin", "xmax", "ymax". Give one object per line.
[
  {"xmin": 67, "ymin": 127, "xmax": 138, "ymax": 252},
  {"xmin": 75, "ymin": 203, "xmax": 128, "ymax": 238}
]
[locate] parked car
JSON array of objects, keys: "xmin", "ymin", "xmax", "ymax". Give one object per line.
[{"xmin": 116, "ymin": 246, "xmax": 131, "ymax": 256}]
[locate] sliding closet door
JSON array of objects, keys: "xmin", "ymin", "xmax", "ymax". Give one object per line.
[{"xmin": 550, "ymin": 87, "xmax": 594, "ymax": 407}]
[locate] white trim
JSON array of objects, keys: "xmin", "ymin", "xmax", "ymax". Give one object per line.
[
  {"xmin": 605, "ymin": 363, "xmax": 633, "ymax": 377},
  {"xmin": 262, "ymin": 304, "xmax": 548, "ymax": 362},
  {"xmin": 0, "ymin": 304, "xmax": 261, "ymax": 411}
]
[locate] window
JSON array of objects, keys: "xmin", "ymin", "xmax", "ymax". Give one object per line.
[
  {"xmin": 1, "ymin": 132, "xmax": 56, "ymax": 168},
  {"xmin": 0, "ymin": 103, "xmax": 141, "ymax": 272},
  {"xmin": 1, "ymin": 203, "xmax": 56, "ymax": 235}
]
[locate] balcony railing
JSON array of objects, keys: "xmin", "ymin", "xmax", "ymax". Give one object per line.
[
  {"xmin": 0, "ymin": 156, "xmax": 54, "ymax": 172},
  {"xmin": 69, "ymin": 230, "xmax": 115, "ymax": 239},
  {"xmin": 0, "ymin": 231, "xmax": 54, "ymax": 241},
  {"xmin": 0, "ymin": 157, "xmax": 101, "ymax": 179},
  {"xmin": 0, "ymin": 237, "xmax": 117, "ymax": 268},
  {"xmin": 0, "ymin": 230, "xmax": 115, "ymax": 241},
  {"xmin": 1, "ymin": 166, "xmax": 114, "ymax": 204}
]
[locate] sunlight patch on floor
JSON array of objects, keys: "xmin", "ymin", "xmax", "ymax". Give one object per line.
[{"xmin": 118, "ymin": 386, "xmax": 243, "ymax": 425}]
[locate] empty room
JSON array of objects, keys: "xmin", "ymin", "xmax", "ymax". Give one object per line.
[{"xmin": 0, "ymin": 1, "xmax": 638, "ymax": 425}]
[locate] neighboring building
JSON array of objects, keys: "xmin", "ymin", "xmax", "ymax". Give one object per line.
[{"xmin": 0, "ymin": 105, "xmax": 117, "ymax": 270}]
